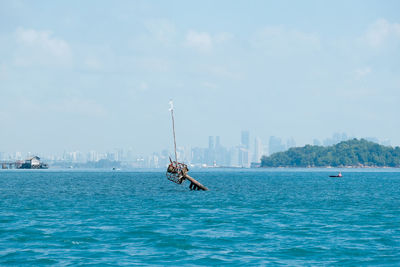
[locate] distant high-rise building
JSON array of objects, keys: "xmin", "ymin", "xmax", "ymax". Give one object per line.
[
  {"xmin": 88, "ymin": 150, "xmax": 98, "ymax": 162},
  {"xmin": 183, "ymin": 146, "xmax": 192, "ymax": 163},
  {"xmin": 206, "ymin": 136, "xmax": 216, "ymax": 165},
  {"xmin": 324, "ymin": 132, "xmax": 349, "ymax": 146},
  {"xmin": 313, "ymin": 139, "xmax": 321, "ymax": 146},
  {"xmin": 146, "ymin": 154, "xmax": 159, "ymax": 168},
  {"xmin": 238, "ymin": 147, "xmax": 249, "ymax": 167},
  {"xmin": 215, "ymin": 136, "xmax": 221, "ymax": 148},
  {"xmin": 333, "ymin": 132, "xmax": 348, "ymax": 143},
  {"xmin": 15, "ymin": 152, "xmax": 22, "ymax": 160},
  {"xmin": 160, "ymin": 149, "xmax": 170, "ymax": 167},
  {"xmin": 286, "ymin": 137, "xmax": 296, "ymax": 149},
  {"xmin": 117, "ymin": 149, "xmax": 124, "ymax": 161},
  {"xmin": 241, "ymin": 131, "xmax": 250, "ymax": 149},
  {"xmin": 252, "ymin": 137, "xmax": 263, "ymax": 162},
  {"xmin": 191, "ymin": 147, "xmax": 206, "ymax": 165},
  {"xmin": 208, "ymin": 136, "xmax": 215, "ymax": 150},
  {"xmin": 269, "ymin": 136, "xmax": 286, "ymax": 155},
  {"xmin": 126, "ymin": 148, "xmax": 135, "ymax": 161},
  {"xmin": 107, "ymin": 151, "xmax": 117, "ymax": 161},
  {"xmin": 75, "ymin": 151, "xmax": 86, "ymax": 162},
  {"xmin": 229, "ymin": 146, "xmax": 240, "ymax": 167}
]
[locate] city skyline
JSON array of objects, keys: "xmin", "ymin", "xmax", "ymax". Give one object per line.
[{"xmin": 0, "ymin": 130, "xmax": 394, "ymax": 169}]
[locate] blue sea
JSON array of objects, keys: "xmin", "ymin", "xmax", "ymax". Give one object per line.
[{"xmin": 1, "ymin": 169, "xmax": 400, "ymax": 265}]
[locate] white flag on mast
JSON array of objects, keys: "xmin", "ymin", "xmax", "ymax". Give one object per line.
[{"xmin": 169, "ymin": 100, "xmax": 174, "ymax": 111}]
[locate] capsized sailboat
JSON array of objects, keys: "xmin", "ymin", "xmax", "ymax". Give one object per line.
[{"xmin": 166, "ymin": 100, "xmax": 208, "ymax": 191}]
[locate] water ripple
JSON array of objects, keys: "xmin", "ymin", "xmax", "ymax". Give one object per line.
[{"xmin": 0, "ymin": 170, "xmax": 399, "ymax": 265}]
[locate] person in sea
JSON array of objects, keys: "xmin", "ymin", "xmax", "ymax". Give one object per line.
[{"xmin": 338, "ymin": 172, "xmax": 342, "ymax": 177}]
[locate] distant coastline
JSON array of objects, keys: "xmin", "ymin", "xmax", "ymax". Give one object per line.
[{"xmin": 261, "ymin": 139, "xmax": 400, "ymax": 168}]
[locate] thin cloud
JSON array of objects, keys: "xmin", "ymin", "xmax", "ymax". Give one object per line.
[
  {"xmin": 185, "ymin": 30, "xmax": 213, "ymax": 51},
  {"xmin": 145, "ymin": 19, "xmax": 176, "ymax": 45},
  {"xmin": 138, "ymin": 57, "xmax": 171, "ymax": 72},
  {"xmin": 14, "ymin": 27, "xmax": 72, "ymax": 66},
  {"xmin": 184, "ymin": 30, "xmax": 233, "ymax": 52},
  {"xmin": 354, "ymin": 67, "xmax": 372, "ymax": 80},
  {"xmin": 214, "ymin": 32, "xmax": 234, "ymax": 43},
  {"xmin": 203, "ymin": 82, "xmax": 218, "ymax": 89},
  {"xmin": 51, "ymin": 98, "xmax": 107, "ymax": 118},
  {"xmin": 251, "ymin": 25, "xmax": 321, "ymax": 54},
  {"xmin": 209, "ymin": 66, "xmax": 242, "ymax": 80},
  {"xmin": 84, "ymin": 57, "xmax": 103, "ymax": 70},
  {"xmin": 0, "ymin": 63, "xmax": 8, "ymax": 80},
  {"xmin": 365, "ymin": 19, "xmax": 400, "ymax": 47},
  {"xmin": 139, "ymin": 81, "xmax": 148, "ymax": 91}
]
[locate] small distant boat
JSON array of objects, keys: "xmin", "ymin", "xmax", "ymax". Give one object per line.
[{"xmin": 330, "ymin": 172, "xmax": 343, "ymax": 178}]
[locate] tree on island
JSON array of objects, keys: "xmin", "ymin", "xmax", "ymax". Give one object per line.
[{"xmin": 260, "ymin": 139, "xmax": 400, "ymax": 168}]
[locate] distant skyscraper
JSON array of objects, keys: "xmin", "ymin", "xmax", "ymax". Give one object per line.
[
  {"xmin": 126, "ymin": 148, "xmax": 135, "ymax": 161},
  {"xmin": 117, "ymin": 149, "xmax": 124, "ymax": 161},
  {"xmin": 208, "ymin": 136, "xmax": 214, "ymax": 150},
  {"xmin": 332, "ymin": 132, "xmax": 348, "ymax": 144},
  {"xmin": 230, "ymin": 147, "xmax": 240, "ymax": 167},
  {"xmin": 215, "ymin": 136, "xmax": 221, "ymax": 148},
  {"xmin": 241, "ymin": 131, "xmax": 250, "ymax": 149},
  {"xmin": 238, "ymin": 147, "xmax": 249, "ymax": 167},
  {"xmin": 204, "ymin": 136, "xmax": 215, "ymax": 165},
  {"xmin": 88, "ymin": 150, "xmax": 98, "ymax": 162},
  {"xmin": 324, "ymin": 132, "xmax": 349, "ymax": 146},
  {"xmin": 269, "ymin": 136, "xmax": 286, "ymax": 155},
  {"xmin": 15, "ymin": 152, "xmax": 22, "ymax": 160},
  {"xmin": 313, "ymin": 139, "xmax": 321, "ymax": 146},
  {"xmin": 191, "ymin": 147, "xmax": 206, "ymax": 165},
  {"xmin": 252, "ymin": 137, "xmax": 263, "ymax": 162},
  {"xmin": 286, "ymin": 137, "xmax": 296, "ymax": 149}
]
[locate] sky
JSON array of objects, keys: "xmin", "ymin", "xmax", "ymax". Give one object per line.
[{"xmin": 1, "ymin": 0, "xmax": 400, "ymax": 154}]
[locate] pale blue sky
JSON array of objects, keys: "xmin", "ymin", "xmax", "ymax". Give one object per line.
[{"xmin": 1, "ymin": 0, "xmax": 399, "ymax": 154}]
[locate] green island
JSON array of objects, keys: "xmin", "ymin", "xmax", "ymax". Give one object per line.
[{"xmin": 261, "ymin": 139, "xmax": 400, "ymax": 168}]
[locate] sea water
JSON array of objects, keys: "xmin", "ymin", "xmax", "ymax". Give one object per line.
[{"xmin": 0, "ymin": 169, "xmax": 399, "ymax": 265}]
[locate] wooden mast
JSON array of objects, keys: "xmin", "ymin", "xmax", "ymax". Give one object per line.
[
  {"xmin": 184, "ymin": 173, "xmax": 209, "ymax": 191},
  {"xmin": 169, "ymin": 100, "xmax": 178, "ymax": 163}
]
